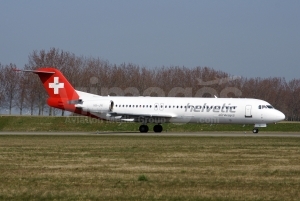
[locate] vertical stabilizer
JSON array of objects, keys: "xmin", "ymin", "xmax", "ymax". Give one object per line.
[{"xmin": 19, "ymin": 67, "xmax": 79, "ymax": 110}]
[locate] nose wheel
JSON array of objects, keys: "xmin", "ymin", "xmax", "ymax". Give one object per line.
[{"xmin": 252, "ymin": 128, "xmax": 259, "ymax": 133}]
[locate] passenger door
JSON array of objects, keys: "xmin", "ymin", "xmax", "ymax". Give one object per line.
[{"xmin": 245, "ymin": 105, "xmax": 252, "ymax": 118}]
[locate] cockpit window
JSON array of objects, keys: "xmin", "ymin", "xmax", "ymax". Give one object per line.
[{"xmin": 259, "ymin": 105, "xmax": 274, "ymax": 109}]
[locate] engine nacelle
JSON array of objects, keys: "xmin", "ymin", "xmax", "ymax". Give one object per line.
[{"xmin": 75, "ymin": 99, "xmax": 113, "ymax": 113}]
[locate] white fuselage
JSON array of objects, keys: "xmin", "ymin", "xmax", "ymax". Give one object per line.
[{"xmin": 76, "ymin": 91, "xmax": 285, "ymax": 126}]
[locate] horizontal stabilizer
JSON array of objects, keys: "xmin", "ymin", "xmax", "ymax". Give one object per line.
[{"xmin": 14, "ymin": 69, "xmax": 55, "ymax": 74}]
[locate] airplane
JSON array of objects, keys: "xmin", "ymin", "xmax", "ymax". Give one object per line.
[{"xmin": 17, "ymin": 67, "xmax": 285, "ymax": 133}]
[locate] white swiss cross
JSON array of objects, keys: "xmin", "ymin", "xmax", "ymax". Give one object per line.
[{"xmin": 49, "ymin": 77, "xmax": 64, "ymax": 94}]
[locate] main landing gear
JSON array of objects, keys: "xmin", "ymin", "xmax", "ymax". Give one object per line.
[
  {"xmin": 139, "ymin": 125, "xmax": 149, "ymax": 133},
  {"xmin": 139, "ymin": 124, "xmax": 163, "ymax": 133},
  {"xmin": 153, "ymin": 124, "xmax": 163, "ymax": 133},
  {"xmin": 252, "ymin": 128, "xmax": 259, "ymax": 133}
]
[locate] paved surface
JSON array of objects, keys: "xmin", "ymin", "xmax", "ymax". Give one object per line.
[{"xmin": 0, "ymin": 131, "xmax": 300, "ymax": 137}]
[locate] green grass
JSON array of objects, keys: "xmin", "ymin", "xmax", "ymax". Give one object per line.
[
  {"xmin": 138, "ymin": 174, "xmax": 148, "ymax": 181},
  {"xmin": 0, "ymin": 135, "xmax": 299, "ymax": 200},
  {"xmin": 0, "ymin": 116, "xmax": 300, "ymax": 132}
]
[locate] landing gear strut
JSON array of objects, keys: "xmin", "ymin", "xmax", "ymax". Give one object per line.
[{"xmin": 252, "ymin": 128, "xmax": 259, "ymax": 133}]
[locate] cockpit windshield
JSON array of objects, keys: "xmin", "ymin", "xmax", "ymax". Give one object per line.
[{"xmin": 258, "ymin": 105, "xmax": 274, "ymax": 109}]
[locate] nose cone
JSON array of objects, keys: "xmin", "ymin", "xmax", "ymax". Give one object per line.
[{"xmin": 276, "ymin": 110, "xmax": 285, "ymax": 122}]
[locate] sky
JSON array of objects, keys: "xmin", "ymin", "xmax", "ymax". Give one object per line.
[{"xmin": 0, "ymin": 0, "xmax": 299, "ymax": 80}]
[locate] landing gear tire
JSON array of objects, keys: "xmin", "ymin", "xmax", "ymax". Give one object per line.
[
  {"xmin": 139, "ymin": 125, "xmax": 149, "ymax": 133},
  {"xmin": 252, "ymin": 128, "xmax": 259, "ymax": 134},
  {"xmin": 153, "ymin": 124, "xmax": 163, "ymax": 133}
]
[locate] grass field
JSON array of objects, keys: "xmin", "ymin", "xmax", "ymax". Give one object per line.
[
  {"xmin": 0, "ymin": 116, "xmax": 300, "ymax": 132},
  {"xmin": 0, "ymin": 135, "xmax": 299, "ymax": 201}
]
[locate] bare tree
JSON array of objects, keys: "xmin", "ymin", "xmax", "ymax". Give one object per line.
[
  {"xmin": 15, "ymin": 72, "xmax": 28, "ymax": 115},
  {"xmin": 286, "ymin": 79, "xmax": 300, "ymax": 121},
  {"xmin": 2, "ymin": 64, "xmax": 20, "ymax": 114},
  {"xmin": 0, "ymin": 63, "xmax": 4, "ymax": 114}
]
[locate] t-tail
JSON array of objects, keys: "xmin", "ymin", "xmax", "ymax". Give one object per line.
[{"xmin": 17, "ymin": 67, "xmax": 79, "ymax": 111}]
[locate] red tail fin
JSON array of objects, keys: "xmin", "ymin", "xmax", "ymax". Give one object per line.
[
  {"xmin": 33, "ymin": 68, "xmax": 78, "ymax": 99},
  {"xmin": 22, "ymin": 67, "xmax": 79, "ymax": 110}
]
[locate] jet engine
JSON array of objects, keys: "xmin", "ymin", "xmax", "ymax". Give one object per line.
[{"xmin": 75, "ymin": 99, "xmax": 113, "ymax": 113}]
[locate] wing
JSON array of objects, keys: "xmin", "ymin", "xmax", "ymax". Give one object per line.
[{"xmin": 106, "ymin": 112, "xmax": 177, "ymax": 122}]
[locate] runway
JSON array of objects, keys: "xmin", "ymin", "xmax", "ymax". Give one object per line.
[{"xmin": 1, "ymin": 131, "xmax": 300, "ymax": 137}]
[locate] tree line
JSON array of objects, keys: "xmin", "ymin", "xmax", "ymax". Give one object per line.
[{"xmin": 0, "ymin": 48, "xmax": 299, "ymax": 120}]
